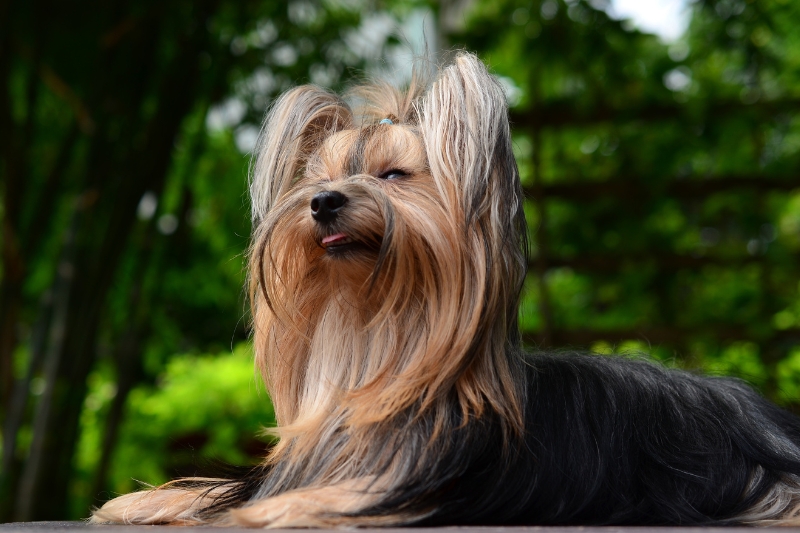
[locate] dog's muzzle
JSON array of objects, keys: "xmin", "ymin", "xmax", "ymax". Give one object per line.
[{"xmin": 311, "ymin": 191, "xmax": 347, "ymax": 224}]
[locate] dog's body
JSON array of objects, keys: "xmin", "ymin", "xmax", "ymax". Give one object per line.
[{"xmin": 93, "ymin": 53, "xmax": 800, "ymax": 527}]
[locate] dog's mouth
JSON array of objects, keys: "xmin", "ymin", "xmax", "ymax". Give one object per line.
[{"xmin": 320, "ymin": 232, "xmax": 370, "ymax": 255}]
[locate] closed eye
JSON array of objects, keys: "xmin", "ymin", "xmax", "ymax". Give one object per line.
[{"xmin": 378, "ymin": 168, "xmax": 408, "ymax": 180}]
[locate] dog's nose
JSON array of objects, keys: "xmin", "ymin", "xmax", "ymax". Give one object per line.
[{"xmin": 310, "ymin": 191, "xmax": 347, "ymax": 224}]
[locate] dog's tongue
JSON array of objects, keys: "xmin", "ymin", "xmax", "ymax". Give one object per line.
[{"xmin": 322, "ymin": 233, "xmax": 348, "ymax": 245}]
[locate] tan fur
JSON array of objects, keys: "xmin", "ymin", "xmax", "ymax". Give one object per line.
[
  {"xmin": 732, "ymin": 472, "xmax": 800, "ymax": 526},
  {"xmin": 227, "ymin": 478, "xmax": 413, "ymax": 528},
  {"xmin": 90, "ymin": 482, "xmax": 226, "ymax": 525}
]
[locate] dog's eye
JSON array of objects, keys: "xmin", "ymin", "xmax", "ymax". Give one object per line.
[{"xmin": 378, "ymin": 169, "xmax": 407, "ymax": 180}]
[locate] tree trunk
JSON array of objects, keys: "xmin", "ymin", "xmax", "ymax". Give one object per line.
[
  {"xmin": 15, "ymin": 1, "xmax": 219, "ymax": 518},
  {"xmin": 0, "ymin": 289, "xmax": 54, "ymax": 519},
  {"xmin": 89, "ymin": 114, "xmax": 206, "ymax": 504},
  {"xmin": 15, "ymin": 212, "xmax": 79, "ymax": 520}
]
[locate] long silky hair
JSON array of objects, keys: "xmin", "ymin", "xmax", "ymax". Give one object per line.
[
  {"xmin": 92, "ymin": 52, "xmax": 530, "ymax": 527},
  {"xmin": 242, "ymin": 52, "xmax": 528, "ymax": 520}
]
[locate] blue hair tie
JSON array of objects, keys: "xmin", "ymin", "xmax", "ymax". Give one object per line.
[{"xmin": 379, "ymin": 118, "xmax": 394, "ymax": 125}]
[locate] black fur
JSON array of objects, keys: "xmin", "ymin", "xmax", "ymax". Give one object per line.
[
  {"xmin": 413, "ymin": 353, "xmax": 800, "ymax": 525},
  {"xmin": 196, "ymin": 352, "xmax": 800, "ymax": 525}
]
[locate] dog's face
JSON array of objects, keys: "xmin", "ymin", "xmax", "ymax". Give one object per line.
[
  {"xmin": 249, "ymin": 54, "xmax": 528, "ymax": 435},
  {"xmin": 305, "ymin": 126, "xmax": 431, "ymax": 263},
  {"xmin": 253, "ymin": 123, "xmax": 448, "ymax": 308}
]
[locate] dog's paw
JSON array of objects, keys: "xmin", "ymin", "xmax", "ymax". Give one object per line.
[
  {"xmin": 227, "ymin": 480, "xmax": 393, "ymax": 528},
  {"xmin": 91, "ymin": 487, "xmax": 215, "ymax": 525},
  {"xmin": 228, "ymin": 489, "xmax": 355, "ymax": 528}
]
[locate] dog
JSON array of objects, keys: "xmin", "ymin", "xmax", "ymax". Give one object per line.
[{"xmin": 92, "ymin": 52, "xmax": 800, "ymax": 527}]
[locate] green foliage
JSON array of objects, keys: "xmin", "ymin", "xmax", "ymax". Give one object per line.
[
  {"xmin": 116, "ymin": 343, "xmax": 273, "ymax": 483},
  {"xmin": 73, "ymin": 343, "xmax": 272, "ymax": 516},
  {"xmin": 777, "ymin": 346, "xmax": 800, "ymax": 402}
]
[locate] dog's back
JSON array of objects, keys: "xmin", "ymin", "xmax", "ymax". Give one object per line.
[{"xmin": 417, "ymin": 353, "xmax": 800, "ymax": 525}]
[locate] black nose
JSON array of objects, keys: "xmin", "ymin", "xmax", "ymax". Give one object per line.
[{"xmin": 310, "ymin": 191, "xmax": 347, "ymax": 224}]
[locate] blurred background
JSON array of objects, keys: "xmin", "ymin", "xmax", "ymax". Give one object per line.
[{"xmin": 1, "ymin": 0, "xmax": 799, "ymax": 521}]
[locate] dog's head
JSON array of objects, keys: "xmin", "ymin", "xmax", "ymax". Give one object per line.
[{"xmin": 249, "ymin": 53, "xmax": 527, "ymax": 437}]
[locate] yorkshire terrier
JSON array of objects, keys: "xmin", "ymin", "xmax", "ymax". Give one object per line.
[{"xmin": 93, "ymin": 53, "xmax": 800, "ymax": 527}]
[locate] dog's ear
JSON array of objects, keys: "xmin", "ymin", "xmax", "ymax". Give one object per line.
[
  {"xmin": 420, "ymin": 53, "xmax": 519, "ymax": 225},
  {"xmin": 250, "ymin": 86, "xmax": 352, "ymax": 223},
  {"xmin": 420, "ymin": 53, "xmax": 527, "ymax": 350}
]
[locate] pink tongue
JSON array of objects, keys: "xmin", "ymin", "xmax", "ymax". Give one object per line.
[{"xmin": 322, "ymin": 233, "xmax": 348, "ymax": 245}]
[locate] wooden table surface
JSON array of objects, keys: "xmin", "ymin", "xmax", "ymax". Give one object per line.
[{"xmin": 2, "ymin": 523, "xmax": 800, "ymax": 532}]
